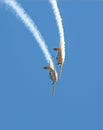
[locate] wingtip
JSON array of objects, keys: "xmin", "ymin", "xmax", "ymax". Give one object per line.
[
  {"xmin": 43, "ymin": 67, "xmax": 47, "ymax": 69},
  {"xmin": 52, "ymin": 48, "xmax": 58, "ymax": 51}
]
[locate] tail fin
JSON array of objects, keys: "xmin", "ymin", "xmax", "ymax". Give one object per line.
[{"xmin": 52, "ymin": 48, "xmax": 58, "ymax": 51}]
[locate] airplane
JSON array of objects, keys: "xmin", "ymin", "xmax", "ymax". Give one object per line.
[
  {"xmin": 52, "ymin": 39, "xmax": 64, "ymax": 79},
  {"xmin": 43, "ymin": 60, "xmax": 58, "ymax": 96}
]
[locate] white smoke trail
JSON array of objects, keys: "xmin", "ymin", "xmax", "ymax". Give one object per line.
[
  {"xmin": 4, "ymin": 0, "xmax": 55, "ymax": 70},
  {"xmin": 49, "ymin": 0, "xmax": 65, "ymax": 62}
]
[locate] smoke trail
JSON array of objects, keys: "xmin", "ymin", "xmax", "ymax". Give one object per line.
[
  {"xmin": 49, "ymin": 0, "xmax": 65, "ymax": 62},
  {"xmin": 4, "ymin": 0, "xmax": 55, "ymax": 70}
]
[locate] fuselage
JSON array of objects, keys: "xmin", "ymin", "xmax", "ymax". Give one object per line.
[{"xmin": 43, "ymin": 66, "xmax": 58, "ymax": 84}]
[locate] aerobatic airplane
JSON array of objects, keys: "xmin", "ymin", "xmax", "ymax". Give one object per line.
[
  {"xmin": 53, "ymin": 39, "xmax": 64, "ymax": 79},
  {"xmin": 43, "ymin": 61, "xmax": 58, "ymax": 96}
]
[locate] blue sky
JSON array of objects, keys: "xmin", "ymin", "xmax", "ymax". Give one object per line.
[{"xmin": 0, "ymin": 0, "xmax": 103, "ymax": 130}]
